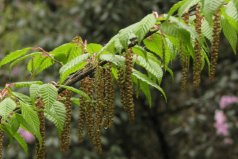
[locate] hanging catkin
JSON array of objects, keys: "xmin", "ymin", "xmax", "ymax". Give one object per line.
[
  {"xmin": 59, "ymin": 90, "xmax": 72, "ymax": 152},
  {"xmin": 209, "ymin": 9, "xmax": 221, "ymax": 80},
  {"xmin": 0, "ymin": 117, "xmax": 3, "ymax": 159},
  {"xmin": 104, "ymin": 64, "xmax": 115, "ymax": 128},
  {"xmin": 193, "ymin": 4, "xmax": 202, "ymax": 88},
  {"xmin": 181, "ymin": 12, "xmax": 190, "ymax": 90},
  {"xmin": 78, "ymin": 77, "xmax": 88, "ymax": 143},
  {"xmin": 124, "ymin": 49, "xmax": 135, "ymax": 121},
  {"xmin": 35, "ymin": 99, "xmax": 46, "ymax": 159},
  {"xmin": 95, "ymin": 66, "xmax": 104, "ymax": 128}
]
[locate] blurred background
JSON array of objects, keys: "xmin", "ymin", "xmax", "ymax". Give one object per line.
[{"xmin": 0, "ymin": 0, "xmax": 238, "ymax": 159}]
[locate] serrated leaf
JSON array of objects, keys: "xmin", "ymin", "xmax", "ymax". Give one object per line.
[
  {"xmin": 178, "ymin": 0, "xmax": 200, "ymax": 17},
  {"xmin": 167, "ymin": 0, "xmax": 186, "ymax": 19},
  {"xmin": 202, "ymin": 0, "xmax": 225, "ymax": 22},
  {"xmin": 0, "ymin": 47, "xmax": 32, "ymax": 67},
  {"xmin": 201, "ymin": 18, "xmax": 213, "ymax": 41},
  {"xmin": 59, "ymin": 53, "xmax": 89, "ymax": 83},
  {"xmin": 12, "ymin": 92, "xmax": 31, "ymax": 104},
  {"xmin": 29, "ymin": 84, "xmax": 41, "ymax": 100},
  {"xmin": 20, "ymin": 102, "xmax": 41, "ymax": 142},
  {"xmin": 27, "ymin": 54, "xmax": 54, "ymax": 75},
  {"xmin": 100, "ymin": 54, "xmax": 125, "ymax": 66},
  {"xmin": 39, "ymin": 84, "xmax": 58, "ymax": 109},
  {"xmin": 45, "ymin": 101, "xmax": 66, "ymax": 132},
  {"xmin": 0, "ymin": 98, "xmax": 16, "ymax": 119},
  {"xmin": 132, "ymin": 69, "xmax": 166, "ymax": 101},
  {"xmin": 87, "ymin": 43, "xmax": 103, "ymax": 55}
]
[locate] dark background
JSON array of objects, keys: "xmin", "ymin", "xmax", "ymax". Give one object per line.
[{"xmin": 0, "ymin": 0, "xmax": 238, "ymax": 158}]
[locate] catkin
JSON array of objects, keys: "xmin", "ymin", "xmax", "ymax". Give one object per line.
[
  {"xmin": 35, "ymin": 99, "xmax": 46, "ymax": 159},
  {"xmin": 104, "ymin": 65, "xmax": 115, "ymax": 128},
  {"xmin": 181, "ymin": 12, "xmax": 190, "ymax": 90},
  {"xmin": 59, "ymin": 90, "xmax": 72, "ymax": 152},
  {"xmin": 209, "ymin": 9, "xmax": 221, "ymax": 80},
  {"xmin": 124, "ymin": 49, "xmax": 135, "ymax": 121},
  {"xmin": 95, "ymin": 66, "xmax": 104, "ymax": 128},
  {"xmin": 78, "ymin": 77, "xmax": 89, "ymax": 143},
  {"xmin": 193, "ymin": 4, "xmax": 202, "ymax": 88}
]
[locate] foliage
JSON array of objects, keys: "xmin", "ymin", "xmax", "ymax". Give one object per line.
[{"xmin": 0, "ymin": 0, "xmax": 237, "ymax": 158}]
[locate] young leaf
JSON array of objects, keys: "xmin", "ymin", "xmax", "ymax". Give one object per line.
[
  {"xmin": 44, "ymin": 101, "xmax": 66, "ymax": 133},
  {"xmin": 0, "ymin": 98, "xmax": 16, "ymax": 119},
  {"xmin": 132, "ymin": 69, "xmax": 166, "ymax": 101},
  {"xmin": 0, "ymin": 47, "xmax": 32, "ymax": 67},
  {"xmin": 59, "ymin": 53, "xmax": 89, "ymax": 83},
  {"xmin": 12, "ymin": 81, "xmax": 43, "ymax": 88},
  {"xmin": 39, "ymin": 84, "xmax": 58, "ymax": 109}
]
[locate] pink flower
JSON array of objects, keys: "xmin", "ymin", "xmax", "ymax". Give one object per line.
[
  {"xmin": 214, "ymin": 110, "xmax": 229, "ymax": 136},
  {"xmin": 18, "ymin": 128, "xmax": 35, "ymax": 143},
  {"xmin": 219, "ymin": 96, "xmax": 238, "ymax": 109}
]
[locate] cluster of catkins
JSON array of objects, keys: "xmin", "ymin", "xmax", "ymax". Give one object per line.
[
  {"xmin": 181, "ymin": 4, "xmax": 222, "ymax": 89},
  {"xmin": 77, "ymin": 64, "xmax": 115, "ymax": 153}
]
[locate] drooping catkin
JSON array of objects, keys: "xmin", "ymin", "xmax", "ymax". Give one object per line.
[
  {"xmin": 124, "ymin": 49, "xmax": 135, "ymax": 121},
  {"xmin": 78, "ymin": 77, "xmax": 89, "ymax": 143},
  {"xmin": 35, "ymin": 99, "xmax": 46, "ymax": 159},
  {"xmin": 95, "ymin": 66, "xmax": 104, "ymax": 128},
  {"xmin": 209, "ymin": 9, "xmax": 221, "ymax": 80},
  {"xmin": 181, "ymin": 12, "xmax": 190, "ymax": 90},
  {"xmin": 104, "ymin": 65, "xmax": 115, "ymax": 128},
  {"xmin": 193, "ymin": 4, "xmax": 202, "ymax": 88},
  {"xmin": 58, "ymin": 90, "xmax": 72, "ymax": 152}
]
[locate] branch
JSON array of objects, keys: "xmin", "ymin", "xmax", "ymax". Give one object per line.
[{"xmin": 58, "ymin": 29, "xmax": 159, "ymax": 93}]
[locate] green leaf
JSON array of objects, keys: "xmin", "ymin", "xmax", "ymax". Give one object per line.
[
  {"xmin": 0, "ymin": 47, "xmax": 32, "ymax": 67},
  {"xmin": 27, "ymin": 54, "xmax": 54, "ymax": 75},
  {"xmin": 12, "ymin": 81, "xmax": 43, "ymax": 88},
  {"xmin": 59, "ymin": 85, "xmax": 90, "ymax": 100},
  {"xmin": 12, "ymin": 92, "xmax": 31, "ymax": 104},
  {"xmin": 132, "ymin": 69, "xmax": 167, "ymax": 101},
  {"xmin": 29, "ymin": 84, "xmax": 42, "ymax": 100},
  {"xmin": 201, "ymin": 18, "xmax": 213, "ymax": 41},
  {"xmin": 0, "ymin": 98, "xmax": 16, "ymax": 119},
  {"xmin": 167, "ymin": 0, "xmax": 186, "ymax": 18},
  {"xmin": 140, "ymin": 81, "xmax": 152, "ymax": 107},
  {"xmin": 178, "ymin": 0, "xmax": 200, "ymax": 17},
  {"xmin": 19, "ymin": 102, "xmax": 41, "ymax": 142},
  {"xmin": 39, "ymin": 84, "xmax": 58, "ymax": 109},
  {"xmin": 50, "ymin": 43, "xmax": 77, "ymax": 64},
  {"xmin": 10, "ymin": 52, "xmax": 41, "ymax": 69},
  {"xmin": 87, "ymin": 43, "xmax": 103, "ymax": 54},
  {"xmin": 71, "ymin": 97, "xmax": 80, "ymax": 106},
  {"xmin": 1, "ymin": 123, "xmax": 28, "ymax": 153},
  {"xmin": 143, "ymin": 33, "xmax": 163, "ymax": 57},
  {"xmin": 221, "ymin": 17, "xmax": 237, "ymax": 54},
  {"xmin": 59, "ymin": 53, "xmax": 89, "ymax": 83},
  {"xmin": 202, "ymin": 0, "xmax": 225, "ymax": 22},
  {"xmin": 45, "ymin": 101, "xmax": 66, "ymax": 133},
  {"xmin": 100, "ymin": 54, "xmax": 125, "ymax": 66}
]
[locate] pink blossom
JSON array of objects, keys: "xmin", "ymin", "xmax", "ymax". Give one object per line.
[
  {"xmin": 18, "ymin": 128, "xmax": 35, "ymax": 143},
  {"xmin": 214, "ymin": 110, "xmax": 229, "ymax": 136},
  {"xmin": 219, "ymin": 96, "xmax": 238, "ymax": 109}
]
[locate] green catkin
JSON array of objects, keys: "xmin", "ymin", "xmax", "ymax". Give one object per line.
[
  {"xmin": 59, "ymin": 90, "xmax": 72, "ymax": 152},
  {"xmin": 209, "ymin": 9, "xmax": 221, "ymax": 80},
  {"xmin": 35, "ymin": 99, "xmax": 46, "ymax": 159},
  {"xmin": 193, "ymin": 4, "xmax": 202, "ymax": 88},
  {"xmin": 181, "ymin": 12, "xmax": 190, "ymax": 90},
  {"xmin": 125, "ymin": 49, "xmax": 135, "ymax": 121},
  {"xmin": 104, "ymin": 65, "xmax": 115, "ymax": 128}
]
